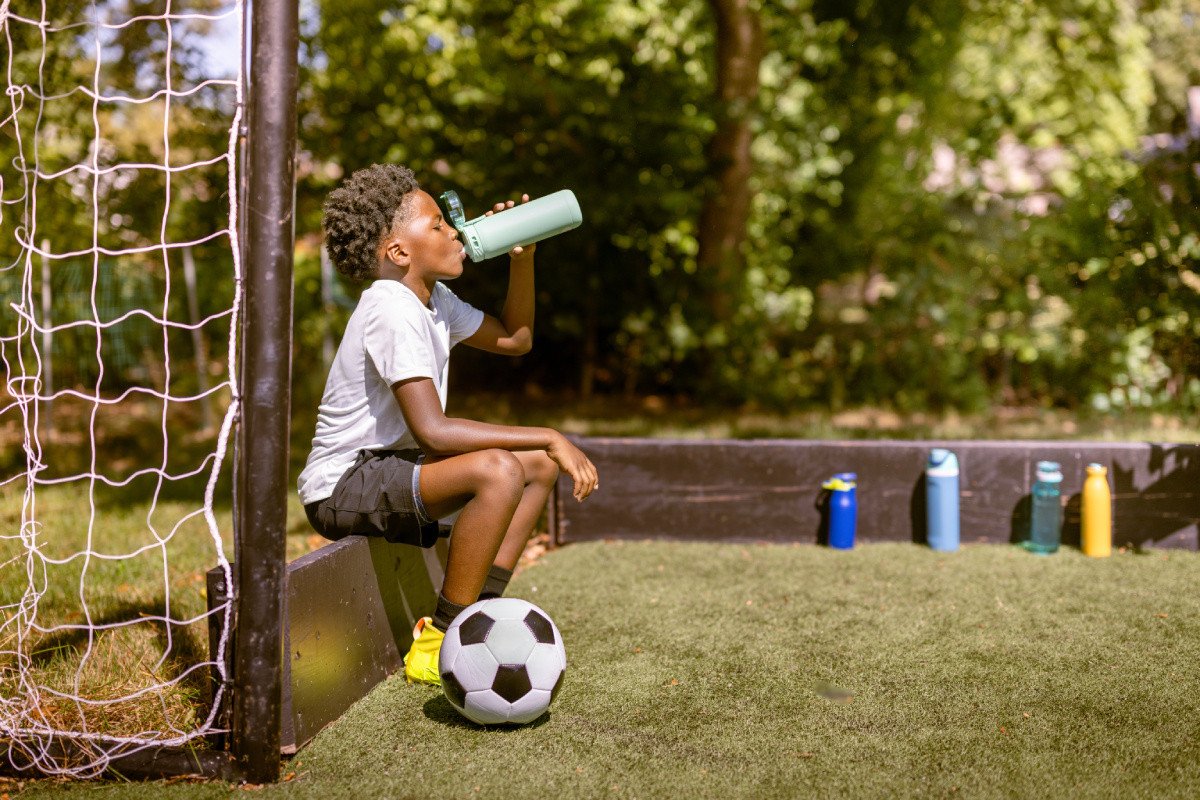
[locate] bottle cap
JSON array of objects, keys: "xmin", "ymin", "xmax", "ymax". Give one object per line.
[
  {"xmin": 437, "ymin": 190, "xmax": 467, "ymax": 230},
  {"xmin": 822, "ymin": 474, "xmax": 857, "ymax": 491},
  {"xmin": 1035, "ymin": 460, "xmax": 1063, "ymax": 482},
  {"xmin": 927, "ymin": 448, "xmax": 959, "ymax": 476},
  {"xmin": 1086, "ymin": 462, "xmax": 1107, "ymax": 476}
]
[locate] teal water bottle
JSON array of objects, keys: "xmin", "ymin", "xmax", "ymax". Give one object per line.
[
  {"xmin": 925, "ymin": 448, "xmax": 960, "ymax": 552},
  {"xmin": 1024, "ymin": 460, "xmax": 1063, "ymax": 555},
  {"xmin": 437, "ymin": 189, "xmax": 583, "ymax": 261}
]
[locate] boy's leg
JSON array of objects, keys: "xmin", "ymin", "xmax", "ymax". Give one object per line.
[
  {"xmin": 403, "ymin": 449, "xmax": 558, "ymax": 686},
  {"xmin": 402, "ymin": 449, "xmax": 523, "ymax": 685},
  {"xmin": 494, "ymin": 450, "xmax": 560, "ymax": 571},
  {"xmin": 477, "ymin": 449, "xmax": 559, "ymax": 599},
  {"xmin": 418, "ymin": 449, "xmax": 526, "ymax": 608},
  {"xmin": 420, "ymin": 449, "xmax": 558, "ymax": 594}
]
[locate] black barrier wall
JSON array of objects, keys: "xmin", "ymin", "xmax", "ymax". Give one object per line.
[
  {"xmin": 551, "ymin": 439, "xmax": 1199, "ymax": 550},
  {"xmin": 208, "ymin": 536, "xmax": 449, "ymax": 754}
]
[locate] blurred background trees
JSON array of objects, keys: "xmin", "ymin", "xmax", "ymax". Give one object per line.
[
  {"xmin": 5, "ymin": 0, "xmax": 1198, "ymax": 418},
  {"xmin": 298, "ymin": 0, "xmax": 1200, "ymax": 415},
  {"xmin": 0, "ymin": 1, "xmax": 234, "ymax": 398}
]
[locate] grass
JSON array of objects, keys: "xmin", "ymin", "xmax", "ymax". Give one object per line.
[
  {"xmin": 11, "ymin": 539, "xmax": 1200, "ymax": 798},
  {"xmin": 3, "ymin": 394, "xmax": 1195, "ymax": 793},
  {"xmin": 0, "ymin": 483, "xmax": 322, "ymax": 743}
]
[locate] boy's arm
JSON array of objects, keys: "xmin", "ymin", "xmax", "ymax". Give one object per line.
[
  {"xmin": 394, "ymin": 377, "xmax": 598, "ymax": 501},
  {"xmin": 463, "ymin": 198, "xmax": 536, "ymax": 356}
]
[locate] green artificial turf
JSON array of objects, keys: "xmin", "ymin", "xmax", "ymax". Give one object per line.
[{"xmin": 14, "ymin": 540, "xmax": 1200, "ymax": 799}]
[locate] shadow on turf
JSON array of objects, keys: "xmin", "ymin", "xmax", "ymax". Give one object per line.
[{"xmin": 422, "ymin": 695, "xmax": 551, "ymax": 731}]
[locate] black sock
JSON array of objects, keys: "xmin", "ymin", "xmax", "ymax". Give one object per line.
[
  {"xmin": 479, "ymin": 565, "xmax": 513, "ymax": 600},
  {"xmin": 432, "ymin": 593, "xmax": 468, "ymax": 632}
]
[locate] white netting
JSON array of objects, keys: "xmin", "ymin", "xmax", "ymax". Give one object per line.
[{"xmin": 0, "ymin": 0, "xmax": 243, "ymax": 777}]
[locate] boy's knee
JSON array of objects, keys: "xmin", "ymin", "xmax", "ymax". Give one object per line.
[
  {"xmin": 529, "ymin": 451, "xmax": 559, "ymax": 486},
  {"xmin": 474, "ymin": 449, "xmax": 524, "ymax": 497}
]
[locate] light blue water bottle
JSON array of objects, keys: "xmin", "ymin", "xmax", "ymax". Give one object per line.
[
  {"xmin": 822, "ymin": 473, "xmax": 857, "ymax": 549},
  {"xmin": 925, "ymin": 448, "xmax": 960, "ymax": 552},
  {"xmin": 1024, "ymin": 460, "xmax": 1063, "ymax": 555},
  {"xmin": 437, "ymin": 189, "xmax": 582, "ymax": 261}
]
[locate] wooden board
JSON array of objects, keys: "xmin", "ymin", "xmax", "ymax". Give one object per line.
[
  {"xmin": 551, "ymin": 438, "xmax": 1199, "ymax": 550},
  {"xmin": 208, "ymin": 535, "xmax": 448, "ymax": 754}
]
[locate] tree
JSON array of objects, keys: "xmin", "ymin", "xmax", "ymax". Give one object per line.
[
  {"xmin": 696, "ymin": 0, "xmax": 763, "ymax": 324},
  {"xmin": 297, "ymin": 0, "xmax": 1199, "ymax": 412}
]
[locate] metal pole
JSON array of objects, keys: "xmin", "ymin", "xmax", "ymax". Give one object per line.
[{"xmin": 233, "ymin": 0, "xmax": 298, "ymax": 783}]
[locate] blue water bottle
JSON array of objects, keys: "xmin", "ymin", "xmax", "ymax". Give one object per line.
[
  {"xmin": 1024, "ymin": 460, "xmax": 1063, "ymax": 555},
  {"xmin": 925, "ymin": 448, "xmax": 960, "ymax": 552},
  {"xmin": 822, "ymin": 473, "xmax": 857, "ymax": 549}
]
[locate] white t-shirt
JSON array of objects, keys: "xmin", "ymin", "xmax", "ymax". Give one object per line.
[{"xmin": 297, "ymin": 279, "xmax": 484, "ymax": 504}]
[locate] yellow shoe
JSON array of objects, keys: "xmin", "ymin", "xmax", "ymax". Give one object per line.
[{"xmin": 403, "ymin": 617, "xmax": 444, "ymax": 686}]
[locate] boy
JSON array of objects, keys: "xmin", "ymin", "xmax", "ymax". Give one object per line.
[{"xmin": 298, "ymin": 164, "xmax": 599, "ymax": 686}]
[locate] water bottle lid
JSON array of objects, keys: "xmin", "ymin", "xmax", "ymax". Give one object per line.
[
  {"xmin": 437, "ymin": 190, "xmax": 467, "ymax": 230},
  {"xmin": 822, "ymin": 475, "xmax": 857, "ymax": 491},
  {"xmin": 1035, "ymin": 460, "xmax": 1062, "ymax": 482},
  {"xmin": 1086, "ymin": 462, "xmax": 1107, "ymax": 476},
  {"xmin": 927, "ymin": 448, "xmax": 959, "ymax": 476},
  {"xmin": 835, "ymin": 472, "xmax": 857, "ymax": 482}
]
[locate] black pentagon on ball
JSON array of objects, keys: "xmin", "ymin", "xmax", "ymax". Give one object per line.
[
  {"xmin": 523, "ymin": 609, "xmax": 555, "ymax": 644},
  {"xmin": 441, "ymin": 668, "xmax": 467, "ymax": 709},
  {"xmin": 458, "ymin": 610, "xmax": 495, "ymax": 646},
  {"xmin": 492, "ymin": 664, "xmax": 532, "ymax": 703}
]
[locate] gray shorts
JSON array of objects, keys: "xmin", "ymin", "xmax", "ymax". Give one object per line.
[{"xmin": 304, "ymin": 448, "xmax": 440, "ymax": 547}]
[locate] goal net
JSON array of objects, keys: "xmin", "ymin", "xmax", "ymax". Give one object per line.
[{"xmin": 0, "ymin": 0, "xmax": 244, "ymax": 777}]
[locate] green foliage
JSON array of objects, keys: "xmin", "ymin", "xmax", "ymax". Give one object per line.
[
  {"xmin": 299, "ymin": 0, "xmax": 1198, "ymax": 412},
  {"xmin": 303, "ymin": 0, "xmax": 714, "ymax": 391},
  {"xmin": 0, "ymin": 1, "xmax": 237, "ymax": 394},
  {"xmin": 7, "ymin": 1, "xmax": 1197, "ymax": 413}
]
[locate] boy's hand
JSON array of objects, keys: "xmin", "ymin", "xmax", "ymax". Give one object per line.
[
  {"xmin": 547, "ymin": 433, "xmax": 599, "ymax": 502},
  {"xmin": 483, "ymin": 194, "xmax": 537, "ymax": 258}
]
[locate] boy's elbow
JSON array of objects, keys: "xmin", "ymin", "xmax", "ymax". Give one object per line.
[
  {"xmin": 509, "ymin": 330, "xmax": 533, "ymax": 356},
  {"xmin": 416, "ymin": 430, "xmax": 451, "ymax": 456},
  {"xmin": 411, "ymin": 421, "xmax": 452, "ymax": 455}
]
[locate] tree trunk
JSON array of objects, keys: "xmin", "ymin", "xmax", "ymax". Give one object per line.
[{"xmin": 698, "ymin": 0, "xmax": 764, "ymax": 323}]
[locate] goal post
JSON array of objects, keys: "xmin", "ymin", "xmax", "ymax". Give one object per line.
[
  {"xmin": 233, "ymin": 0, "xmax": 300, "ymax": 783},
  {"xmin": 0, "ymin": 0, "xmax": 299, "ymax": 783}
]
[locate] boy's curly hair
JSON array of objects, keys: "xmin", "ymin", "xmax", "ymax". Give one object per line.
[{"xmin": 322, "ymin": 164, "xmax": 420, "ymax": 281}]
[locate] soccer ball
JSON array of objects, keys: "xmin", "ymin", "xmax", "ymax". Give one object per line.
[{"xmin": 438, "ymin": 597, "xmax": 566, "ymax": 725}]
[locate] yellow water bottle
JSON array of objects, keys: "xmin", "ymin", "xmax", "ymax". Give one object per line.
[{"xmin": 1081, "ymin": 463, "xmax": 1112, "ymax": 557}]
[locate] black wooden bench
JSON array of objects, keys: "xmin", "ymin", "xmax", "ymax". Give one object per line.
[{"xmin": 550, "ymin": 438, "xmax": 1200, "ymax": 550}]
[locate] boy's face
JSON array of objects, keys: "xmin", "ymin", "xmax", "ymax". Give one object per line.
[{"xmin": 382, "ymin": 190, "xmax": 466, "ymax": 280}]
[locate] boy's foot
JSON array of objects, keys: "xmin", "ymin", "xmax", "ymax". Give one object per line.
[{"xmin": 403, "ymin": 617, "xmax": 444, "ymax": 686}]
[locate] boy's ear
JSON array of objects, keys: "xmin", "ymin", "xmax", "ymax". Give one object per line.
[{"xmin": 382, "ymin": 235, "xmax": 410, "ymax": 267}]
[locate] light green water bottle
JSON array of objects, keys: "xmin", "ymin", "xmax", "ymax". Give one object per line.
[{"xmin": 437, "ymin": 189, "xmax": 583, "ymax": 262}]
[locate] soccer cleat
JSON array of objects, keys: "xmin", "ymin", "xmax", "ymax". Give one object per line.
[{"xmin": 403, "ymin": 616, "xmax": 444, "ymax": 686}]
